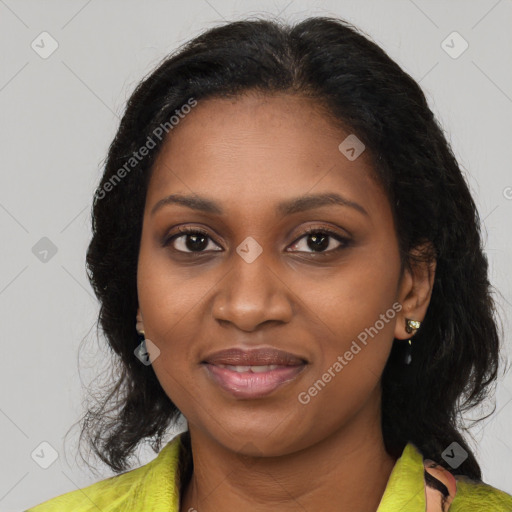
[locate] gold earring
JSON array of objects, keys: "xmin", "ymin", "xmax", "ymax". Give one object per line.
[
  {"xmin": 403, "ymin": 318, "xmax": 421, "ymax": 365},
  {"xmin": 136, "ymin": 317, "xmax": 145, "ymax": 338},
  {"xmin": 405, "ymin": 319, "xmax": 421, "ymax": 334}
]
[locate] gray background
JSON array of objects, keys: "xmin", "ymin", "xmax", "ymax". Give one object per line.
[{"xmin": 1, "ymin": 0, "xmax": 511, "ymax": 510}]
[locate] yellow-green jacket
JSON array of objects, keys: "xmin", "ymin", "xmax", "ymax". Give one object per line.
[{"xmin": 25, "ymin": 432, "xmax": 512, "ymax": 511}]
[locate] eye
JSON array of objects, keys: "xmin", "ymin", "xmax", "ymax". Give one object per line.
[
  {"xmin": 163, "ymin": 226, "xmax": 222, "ymax": 253},
  {"xmin": 287, "ymin": 226, "xmax": 351, "ymax": 255},
  {"xmin": 163, "ymin": 225, "xmax": 351, "ymax": 255}
]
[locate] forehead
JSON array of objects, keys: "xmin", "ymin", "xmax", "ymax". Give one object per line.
[{"xmin": 146, "ymin": 92, "xmax": 386, "ymax": 218}]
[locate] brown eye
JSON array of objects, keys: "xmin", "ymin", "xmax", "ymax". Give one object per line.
[
  {"xmin": 164, "ymin": 227, "xmax": 222, "ymax": 253},
  {"xmin": 288, "ymin": 227, "xmax": 351, "ymax": 254}
]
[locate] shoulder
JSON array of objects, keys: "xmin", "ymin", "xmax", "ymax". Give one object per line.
[
  {"xmin": 423, "ymin": 458, "xmax": 512, "ymax": 512},
  {"xmin": 24, "ymin": 434, "xmax": 183, "ymax": 512},
  {"xmin": 24, "ymin": 467, "xmax": 146, "ymax": 512},
  {"xmin": 450, "ymin": 475, "xmax": 512, "ymax": 512}
]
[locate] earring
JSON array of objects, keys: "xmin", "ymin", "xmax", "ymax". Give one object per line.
[
  {"xmin": 405, "ymin": 319, "xmax": 421, "ymax": 334},
  {"xmin": 136, "ymin": 316, "xmax": 145, "ymax": 338},
  {"xmin": 136, "ymin": 325, "xmax": 148, "ymax": 363},
  {"xmin": 403, "ymin": 318, "xmax": 421, "ymax": 365},
  {"xmin": 136, "ymin": 316, "xmax": 146, "ymax": 348}
]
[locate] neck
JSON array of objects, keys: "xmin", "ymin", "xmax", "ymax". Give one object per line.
[{"xmin": 179, "ymin": 391, "xmax": 397, "ymax": 512}]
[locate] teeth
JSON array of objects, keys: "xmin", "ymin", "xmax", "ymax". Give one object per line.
[
  {"xmin": 250, "ymin": 365, "xmax": 279, "ymax": 372},
  {"xmin": 225, "ymin": 365, "xmax": 251, "ymax": 372},
  {"xmin": 217, "ymin": 364, "xmax": 280, "ymax": 372}
]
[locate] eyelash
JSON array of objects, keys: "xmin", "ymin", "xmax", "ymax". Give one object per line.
[{"xmin": 162, "ymin": 225, "xmax": 351, "ymax": 256}]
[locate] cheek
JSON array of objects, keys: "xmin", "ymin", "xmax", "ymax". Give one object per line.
[
  {"xmin": 302, "ymin": 245, "xmax": 401, "ymax": 344},
  {"xmin": 293, "ymin": 248, "xmax": 402, "ymax": 411},
  {"xmin": 137, "ymin": 240, "xmax": 208, "ymax": 340},
  {"xmin": 136, "ymin": 247, "xmax": 206, "ymax": 406},
  {"xmin": 151, "ymin": 354, "xmax": 198, "ymax": 415}
]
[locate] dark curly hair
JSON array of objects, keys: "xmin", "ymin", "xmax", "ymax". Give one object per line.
[{"xmin": 73, "ymin": 15, "xmax": 507, "ymax": 481}]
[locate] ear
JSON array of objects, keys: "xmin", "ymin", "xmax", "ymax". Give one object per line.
[
  {"xmin": 136, "ymin": 307, "xmax": 145, "ymax": 334},
  {"xmin": 394, "ymin": 243, "xmax": 436, "ymax": 340}
]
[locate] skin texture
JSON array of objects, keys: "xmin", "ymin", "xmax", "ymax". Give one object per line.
[{"xmin": 136, "ymin": 92, "xmax": 436, "ymax": 512}]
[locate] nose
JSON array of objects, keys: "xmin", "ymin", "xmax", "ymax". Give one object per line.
[{"xmin": 211, "ymin": 248, "xmax": 294, "ymax": 332}]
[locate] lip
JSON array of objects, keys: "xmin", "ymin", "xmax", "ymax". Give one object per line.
[
  {"xmin": 201, "ymin": 347, "xmax": 308, "ymax": 399},
  {"xmin": 202, "ymin": 347, "xmax": 307, "ymax": 366},
  {"xmin": 202, "ymin": 362, "xmax": 307, "ymax": 399}
]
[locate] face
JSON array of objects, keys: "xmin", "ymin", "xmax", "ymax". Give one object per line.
[{"xmin": 137, "ymin": 92, "xmax": 415, "ymax": 457}]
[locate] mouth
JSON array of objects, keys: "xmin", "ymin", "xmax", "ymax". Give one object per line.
[
  {"xmin": 201, "ymin": 362, "xmax": 307, "ymax": 399},
  {"xmin": 200, "ymin": 346, "xmax": 308, "ymax": 399}
]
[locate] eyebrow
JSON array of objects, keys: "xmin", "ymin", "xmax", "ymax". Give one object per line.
[{"xmin": 150, "ymin": 192, "xmax": 368, "ymax": 217}]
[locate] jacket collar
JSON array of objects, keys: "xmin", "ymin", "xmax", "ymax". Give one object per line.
[
  {"xmin": 148, "ymin": 432, "xmax": 427, "ymax": 511},
  {"xmin": 377, "ymin": 442, "xmax": 427, "ymax": 511}
]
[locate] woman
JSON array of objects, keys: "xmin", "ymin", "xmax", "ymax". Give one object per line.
[{"xmin": 26, "ymin": 16, "xmax": 512, "ymax": 512}]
